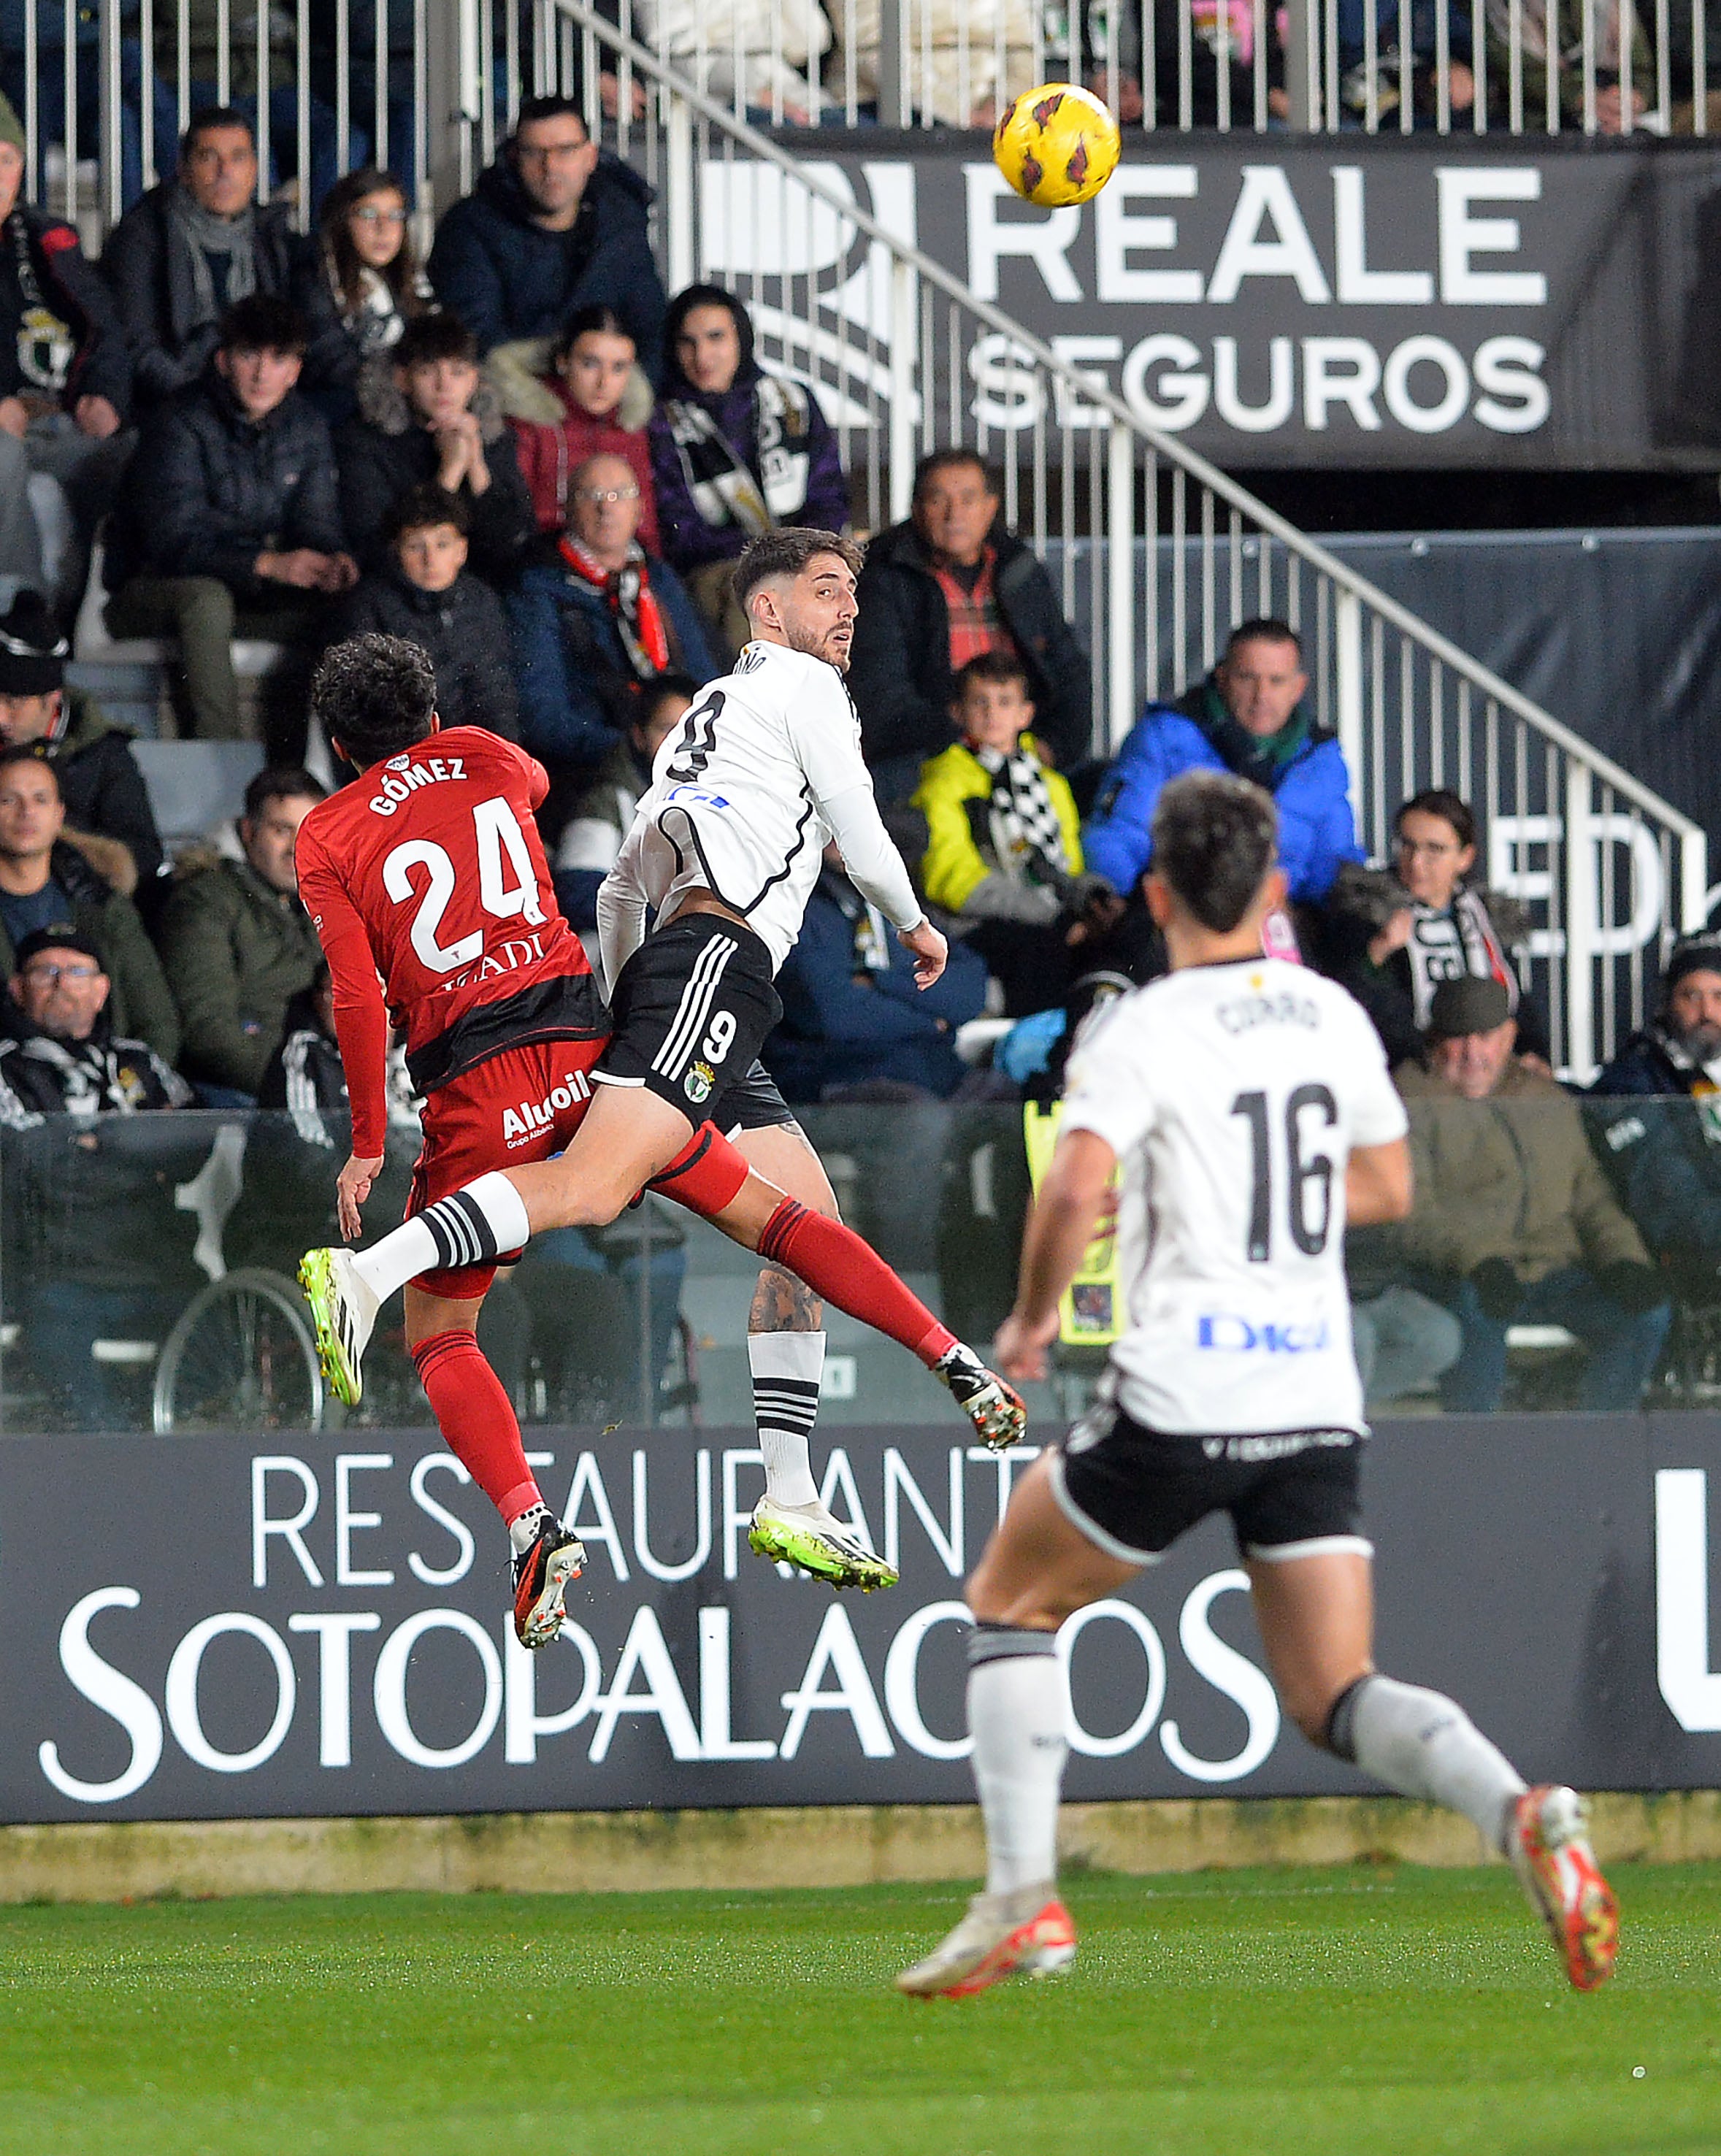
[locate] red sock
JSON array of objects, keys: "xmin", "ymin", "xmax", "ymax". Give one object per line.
[
  {"xmin": 757, "ymin": 1199, "xmax": 957, "ymax": 1367},
  {"xmin": 411, "ymin": 1330, "xmax": 542, "ymax": 1527}
]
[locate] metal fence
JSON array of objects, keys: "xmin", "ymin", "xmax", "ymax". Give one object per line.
[{"xmin": 1, "ymin": 0, "xmax": 1709, "ymax": 241}]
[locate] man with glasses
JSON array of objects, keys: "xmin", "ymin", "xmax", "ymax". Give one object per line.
[
  {"xmin": 507, "ymin": 450, "xmax": 716, "ymax": 789},
  {"xmin": 0, "ymin": 924, "xmax": 194, "ymax": 1430},
  {"xmin": 426, "ymin": 94, "xmax": 666, "ymax": 376}
]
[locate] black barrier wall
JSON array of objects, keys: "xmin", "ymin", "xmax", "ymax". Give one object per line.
[
  {"xmin": 707, "ymin": 135, "xmax": 1721, "ymax": 468},
  {"xmin": 4, "ymin": 1418, "xmax": 1720, "ymax": 1824}
]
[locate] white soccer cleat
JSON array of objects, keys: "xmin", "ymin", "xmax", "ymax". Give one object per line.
[
  {"xmin": 298, "ymin": 1245, "xmax": 380, "ymax": 1408},
  {"xmin": 895, "ymin": 1884, "xmax": 1076, "ymax": 1999},
  {"xmin": 1507, "ymin": 1784, "xmax": 1619, "ymax": 1992},
  {"xmin": 748, "ymin": 1495, "xmax": 898, "ymax": 1591}
]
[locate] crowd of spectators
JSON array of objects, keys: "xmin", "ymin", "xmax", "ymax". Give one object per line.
[{"xmin": 0, "ymin": 80, "xmax": 1714, "ymax": 1431}]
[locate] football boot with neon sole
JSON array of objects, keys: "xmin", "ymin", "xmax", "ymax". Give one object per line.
[
  {"xmin": 298, "ymin": 1245, "xmax": 379, "ymax": 1408},
  {"xmin": 1508, "ymin": 1784, "xmax": 1619, "ymax": 1992},
  {"xmin": 749, "ymin": 1495, "xmax": 898, "ymax": 1591},
  {"xmin": 896, "ymin": 1885, "xmax": 1076, "ymax": 1999}
]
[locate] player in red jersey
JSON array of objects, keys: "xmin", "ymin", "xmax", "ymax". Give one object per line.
[
  {"xmin": 298, "ymin": 633, "xmax": 1024, "ymax": 1650},
  {"xmin": 294, "ymin": 638, "xmax": 608, "ymax": 1649}
]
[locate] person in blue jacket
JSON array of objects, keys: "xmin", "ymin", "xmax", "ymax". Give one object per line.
[
  {"xmin": 1083, "ymin": 617, "xmax": 1362, "ymax": 905},
  {"xmin": 764, "ymin": 851, "xmax": 989, "ymax": 1103},
  {"xmin": 426, "ymin": 95, "xmax": 665, "ymax": 375}
]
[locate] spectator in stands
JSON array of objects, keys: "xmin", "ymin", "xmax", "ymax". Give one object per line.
[
  {"xmin": 618, "ymin": 0, "xmax": 832, "ymax": 120},
  {"xmin": 158, "ymin": 764, "xmax": 326, "ymax": 1100},
  {"xmin": 1484, "ymin": 0, "xmax": 1651, "ymax": 129},
  {"xmin": 649, "ymin": 283, "xmax": 848, "ymax": 657},
  {"xmin": 1590, "ymin": 932, "xmax": 1721, "ymax": 1293},
  {"xmin": 310, "ymin": 166, "xmax": 432, "ymax": 421},
  {"xmin": 102, "ymin": 107, "xmax": 318, "ymax": 413},
  {"xmin": 553, "ymin": 670, "xmax": 693, "ymax": 932},
  {"xmin": 340, "ymin": 486, "xmax": 520, "ymax": 740},
  {"xmin": 1150, "ymin": 0, "xmax": 1277, "ymax": 125},
  {"xmin": 494, "ymin": 302, "xmax": 659, "ymax": 550},
  {"xmin": 257, "ymin": 967, "xmax": 347, "ymax": 1127},
  {"xmin": 0, "ymin": 745, "xmax": 178, "ymax": 1056},
  {"xmin": 1083, "ymin": 617, "xmax": 1361, "ymax": 907},
  {"xmin": 0, "ymin": 91, "xmax": 133, "ymax": 620},
  {"xmin": 426, "ymin": 95, "xmax": 665, "ymax": 372},
  {"xmin": 1349, "ymin": 1279, "xmax": 1465, "ymax": 1408},
  {"xmin": 507, "ymin": 450, "xmax": 715, "ymax": 779},
  {"xmin": 849, "ymin": 448, "xmax": 1093, "ymax": 805},
  {"xmin": 336, "ymin": 312, "xmax": 532, "ymax": 584},
  {"xmin": 1336, "ymin": 0, "xmax": 1474, "ymax": 123},
  {"xmin": 913, "ymin": 651, "xmax": 1119, "ymax": 1016},
  {"xmin": 105, "ymin": 295, "xmax": 355, "ymax": 756},
  {"xmin": 1397, "ymin": 975, "xmax": 1670, "ymax": 1412},
  {"xmin": 0, "ymin": 923, "xmax": 193, "ymax": 1430},
  {"xmin": 1320, "ymin": 788, "xmax": 1547, "ymax": 1068},
  {"xmin": 834, "ymin": 0, "xmax": 1036, "ymax": 124},
  {"xmin": 0, "ymin": 590, "xmax": 166, "ymax": 916},
  {"xmin": 764, "ymin": 845, "xmax": 989, "ymax": 1102}
]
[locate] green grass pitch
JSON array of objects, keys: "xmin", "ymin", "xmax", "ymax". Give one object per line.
[{"xmin": 2, "ymin": 1862, "xmax": 1717, "ymax": 2156}]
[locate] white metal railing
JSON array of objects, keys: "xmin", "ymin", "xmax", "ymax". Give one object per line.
[
  {"xmin": 537, "ymin": 0, "xmax": 1705, "ymax": 1077},
  {"xmin": 0, "ymin": 0, "xmax": 1707, "ymax": 243}
]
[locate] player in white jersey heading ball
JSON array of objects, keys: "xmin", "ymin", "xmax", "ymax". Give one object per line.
[
  {"xmin": 304, "ymin": 530, "xmax": 1025, "ymax": 1592},
  {"xmin": 897, "ymin": 768, "xmax": 1617, "ymax": 2002}
]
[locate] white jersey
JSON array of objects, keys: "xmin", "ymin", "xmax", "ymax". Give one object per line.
[
  {"xmin": 596, "ymin": 641, "xmax": 924, "ymax": 981},
  {"xmin": 1059, "ymin": 956, "xmax": 1408, "ymax": 1436}
]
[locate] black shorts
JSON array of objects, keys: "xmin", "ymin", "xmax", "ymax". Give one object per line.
[
  {"xmin": 720, "ymin": 1058, "xmax": 802, "ymax": 1138},
  {"xmin": 596, "ymin": 913, "xmax": 783, "ymax": 1129},
  {"xmin": 1051, "ymin": 1395, "xmax": 1371, "ymax": 1567}
]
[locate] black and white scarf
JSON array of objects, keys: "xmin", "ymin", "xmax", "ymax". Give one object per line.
[
  {"xmin": 7, "ymin": 213, "xmax": 74, "ymax": 396},
  {"xmin": 662, "ymin": 375, "xmax": 813, "ymax": 537},
  {"xmin": 1404, "ymin": 885, "xmax": 1518, "ymax": 1027},
  {"xmin": 976, "ymin": 742, "xmax": 1070, "ymax": 886}
]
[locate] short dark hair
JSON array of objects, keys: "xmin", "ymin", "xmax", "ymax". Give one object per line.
[
  {"xmin": 182, "ymin": 105, "xmax": 253, "ymax": 158},
  {"xmin": 219, "ymin": 294, "xmax": 307, "ymax": 358},
  {"xmin": 310, "ymin": 634, "xmax": 438, "ymax": 768},
  {"xmin": 394, "ymin": 312, "xmax": 478, "ymax": 370},
  {"xmin": 386, "ymin": 483, "xmax": 471, "ymax": 545},
  {"xmin": 952, "ymin": 651, "xmax": 1031, "ymax": 699},
  {"xmin": 552, "ymin": 304, "xmax": 633, "ymax": 367},
  {"xmin": 1396, "ymin": 787, "xmax": 1477, "ymax": 856},
  {"xmin": 243, "ymin": 766, "xmax": 327, "ymax": 824},
  {"xmin": 912, "ymin": 448, "xmax": 998, "ymax": 506},
  {"xmin": 732, "ymin": 529, "xmax": 864, "ymax": 618},
  {"xmin": 513, "ymin": 95, "xmax": 589, "ymax": 137},
  {"xmin": 1151, "ymin": 770, "xmax": 1278, "ymax": 933},
  {"xmin": 1224, "ymin": 617, "xmax": 1303, "ymax": 663},
  {"xmin": 0, "ymin": 742, "xmax": 59, "ymax": 792},
  {"xmin": 640, "ymin": 672, "xmax": 699, "ymax": 726}
]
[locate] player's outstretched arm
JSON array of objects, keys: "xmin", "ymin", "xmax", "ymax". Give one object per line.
[
  {"xmin": 996, "ymin": 1128, "xmax": 1116, "ymax": 1382},
  {"xmin": 1347, "ymin": 1135, "xmax": 1413, "ymax": 1227}
]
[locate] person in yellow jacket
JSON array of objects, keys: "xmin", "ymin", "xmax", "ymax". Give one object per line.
[{"xmin": 912, "ymin": 651, "xmax": 1118, "ymax": 1014}]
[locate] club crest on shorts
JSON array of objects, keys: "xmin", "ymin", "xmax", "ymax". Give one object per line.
[{"xmin": 684, "ymin": 1059, "xmax": 716, "ymax": 1104}]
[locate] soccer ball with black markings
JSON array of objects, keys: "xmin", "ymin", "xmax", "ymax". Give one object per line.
[{"xmin": 992, "ymin": 83, "xmax": 1121, "ymax": 209}]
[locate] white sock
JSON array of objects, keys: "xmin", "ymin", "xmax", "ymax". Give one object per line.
[
  {"xmin": 1340, "ymin": 1675, "xmax": 1527, "ymax": 1852},
  {"xmin": 967, "ymin": 1630, "xmax": 1068, "ymax": 1895},
  {"xmin": 352, "ymin": 1172, "xmax": 533, "ymax": 1303},
  {"xmin": 750, "ymin": 1330, "xmax": 824, "ymax": 1508}
]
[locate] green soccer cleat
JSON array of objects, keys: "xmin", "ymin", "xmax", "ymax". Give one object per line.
[
  {"xmin": 298, "ymin": 1245, "xmax": 380, "ymax": 1408},
  {"xmin": 749, "ymin": 1495, "xmax": 899, "ymax": 1591}
]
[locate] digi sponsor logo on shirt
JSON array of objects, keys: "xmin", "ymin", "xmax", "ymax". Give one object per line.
[{"xmin": 1197, "ymin": 1314, "xmax": 1331, "ymax": 1354}]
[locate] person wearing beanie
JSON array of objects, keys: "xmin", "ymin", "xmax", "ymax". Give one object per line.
[
  {"xmin": 1589, "ymin": 932, "xmax": 1721, "ymax": 1297},
  {"xmin": 0, "ymin": 90, "xmax": 133, "ymax": 620},
  {"xmin": 0, "ymin": 921, "xmax": 193, "ymax": 1432},
  {"xmin": 1394, "ymin": 971, "xmax": 1670, "ymax": 1411},
  {"xmin": 0, "ymin": 590, "xmax": 166, "ymax": 915}
]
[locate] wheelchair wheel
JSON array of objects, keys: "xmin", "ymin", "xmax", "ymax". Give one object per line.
[{"xmin": 153, "ymin": 1267, "xmax": 326, "ymax": 1435}]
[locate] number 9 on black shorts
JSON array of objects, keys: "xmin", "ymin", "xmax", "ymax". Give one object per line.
[{"xmin": 593, "ymin": 911, "xmax": 783, "ymax": 1127}]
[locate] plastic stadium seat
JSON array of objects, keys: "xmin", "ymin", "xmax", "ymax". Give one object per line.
[{"xmin": 133, "ymin": 739, "xmax": 265, "ymax": 847}]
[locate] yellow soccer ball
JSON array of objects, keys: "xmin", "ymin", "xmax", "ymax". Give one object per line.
[{"xmin": 992, "ymin": 83, "xmax": 1121, "ymax": 208}]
